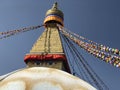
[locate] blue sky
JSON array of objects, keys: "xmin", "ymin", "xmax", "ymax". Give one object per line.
[{"xmin": 0, "ymin": 0, "xmax": 120, "ymax": 90}]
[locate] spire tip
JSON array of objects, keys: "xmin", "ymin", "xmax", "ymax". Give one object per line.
[{"xmin": 52, "ymin": 2, "xmax": 58, "ymax": 9}]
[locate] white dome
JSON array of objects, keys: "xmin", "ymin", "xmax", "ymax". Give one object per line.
[{"xmin": 0, "ymin": 67, "xmax": 96, "ymax": 90}]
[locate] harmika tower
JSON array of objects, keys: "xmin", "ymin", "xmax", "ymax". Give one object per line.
[{"xmin": 24, "ymin": 3, "xmax": 70, "ymax": 73}]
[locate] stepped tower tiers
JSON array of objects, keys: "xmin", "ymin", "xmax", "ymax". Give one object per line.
[{"xmin": 24, "ymin": 2, "xmax": 70, "ymax": 73}]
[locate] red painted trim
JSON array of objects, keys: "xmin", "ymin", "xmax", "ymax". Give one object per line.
[
  {"xmin": 24, "ymin": 54, "xmax": 71, "ymax": 73},
  {"xmin": 24, "ymin": 54, "xmax": 67, "ymax": 61}
]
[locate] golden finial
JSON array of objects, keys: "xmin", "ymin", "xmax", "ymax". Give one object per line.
[
  {"xmin": 52, "ymin": 2, "xmax": 58, "ymax": 10},
  {"xmin": 44, "ymin": 2, "xmax": 64, "ymax": 26}
]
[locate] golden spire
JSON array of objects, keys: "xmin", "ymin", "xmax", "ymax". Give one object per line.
[
  {"xmin": 52, "ymin": 2, "xmax": 58, "ymax": 10},
  {"xmin": 44, "ymin": 2, "xmax": 64, "ymax": 26}
]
